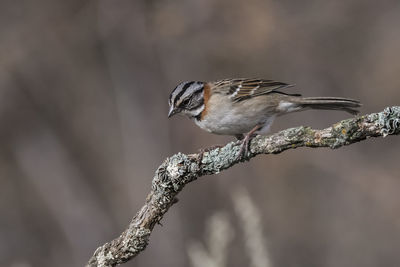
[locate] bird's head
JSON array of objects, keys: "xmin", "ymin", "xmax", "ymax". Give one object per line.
[{"xmin": 168, "ymin": 81, "xmax": 205, "ymax": 118}]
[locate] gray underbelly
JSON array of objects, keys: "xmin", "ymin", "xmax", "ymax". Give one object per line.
[
  {"xmin": 195, "ymin": 94, "xmax": 279, "ymax": 135},
  {"xmin": 195, "ymin": 112, "xmax": 275, "ymax": 135}
]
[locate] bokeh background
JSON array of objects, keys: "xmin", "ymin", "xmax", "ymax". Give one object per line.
[{"xmin": 1, "ymin": 0, "xmax": 400, "ymax": 266}]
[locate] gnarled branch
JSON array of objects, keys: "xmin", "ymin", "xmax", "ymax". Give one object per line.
[{"xmin": 87, "ymin": 106, "xmax": 400, "ymax": 267}]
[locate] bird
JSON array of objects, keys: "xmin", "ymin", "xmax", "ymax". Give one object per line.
[{"xmin": 168, "ymin": 78, "xmax": 361, "ymax": 159}]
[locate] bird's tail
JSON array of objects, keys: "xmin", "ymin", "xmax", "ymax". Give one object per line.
[{"xmin": 287, "ymin": 97, "xmax": 362, "ymax": 115}]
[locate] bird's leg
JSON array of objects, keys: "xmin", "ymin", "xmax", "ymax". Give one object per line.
[{"xmin": 238, "ymin": 124, "xmax": 261, "ymax": 160}]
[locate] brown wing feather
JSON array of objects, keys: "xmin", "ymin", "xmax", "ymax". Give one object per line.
[{"xmin": 214, "ymin": 78, "xmax": 297, "ymax": 102}]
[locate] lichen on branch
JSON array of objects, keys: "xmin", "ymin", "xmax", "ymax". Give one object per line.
[{"xmin": 87, "ymin": 106, "xmax": 400, "ymax": 267}]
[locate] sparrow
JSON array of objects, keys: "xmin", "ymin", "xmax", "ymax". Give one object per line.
[{"xmin": 168, "ymin": 78, "xmax": 361, "ymax": 159}]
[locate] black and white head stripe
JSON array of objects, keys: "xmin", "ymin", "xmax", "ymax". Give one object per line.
[
  {"xmin": 170, "ymin": 81, "xmax": 204, "ymax": 107},
  {"xmin": 168, "ymin": 81, "xmax": 205, "ymax": 118},
  {"xmin": 169, "ymin": 81, "xmax": 193, "ymax": 106}
]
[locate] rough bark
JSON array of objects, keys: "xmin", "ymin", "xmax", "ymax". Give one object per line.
[{"xmin": 87, "ymin": 106, "xmax": 400, "ymax": 267}]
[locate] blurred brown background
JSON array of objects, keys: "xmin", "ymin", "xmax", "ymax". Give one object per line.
[{"xmin": 1, "ymin": 0, "xmax": 400, "ymax": 266}]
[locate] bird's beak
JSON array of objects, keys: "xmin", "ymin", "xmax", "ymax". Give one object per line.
[{"xmin": 168, "ymin": 106, "xmax": 179, "ymax": 118}]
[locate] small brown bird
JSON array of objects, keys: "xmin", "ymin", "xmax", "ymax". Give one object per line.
[{"xmin": 168, "ymin": 78, "xmax": 361, "ymax": 158}]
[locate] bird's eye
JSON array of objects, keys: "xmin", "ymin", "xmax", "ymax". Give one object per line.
[{"xmin": 180, "ymin": 98, "xmax": 191, "ymax": 107}]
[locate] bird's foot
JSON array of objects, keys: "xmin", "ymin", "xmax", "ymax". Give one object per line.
[
  {"xmin": 237, "ymin": 135, "xmax": 255, "ymax": 160},
  {"xmin": 237, "ymin": 125, "xmax": 261, "ymax": 161}
]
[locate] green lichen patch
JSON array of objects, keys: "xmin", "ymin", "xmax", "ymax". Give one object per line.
[
  {"xmin": 201, "ymin": 141, "xmax": 241, "ymax": 173},
  {"xmin": 378, "ymin": 106, "xmax": 400, "ymax": 137}
]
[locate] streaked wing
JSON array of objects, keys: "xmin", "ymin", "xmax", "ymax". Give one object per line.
[{"xmin": 213, "ymin": 78, "xmax": 298, "ymax": 102}]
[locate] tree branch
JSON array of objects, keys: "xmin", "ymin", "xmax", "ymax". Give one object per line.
[{"xmin": 87, "ymin": 106, "xmax": 400, "ymax": 267}]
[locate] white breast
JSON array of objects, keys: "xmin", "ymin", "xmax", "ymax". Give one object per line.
[{"xmin": 194, "ymin": 93, "xmax": 277, "ymax": 136}]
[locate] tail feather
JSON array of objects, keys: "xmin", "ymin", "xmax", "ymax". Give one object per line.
[{"xmin": 290, "ymin": 97, "xmax": 362, "ymax": 115}]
